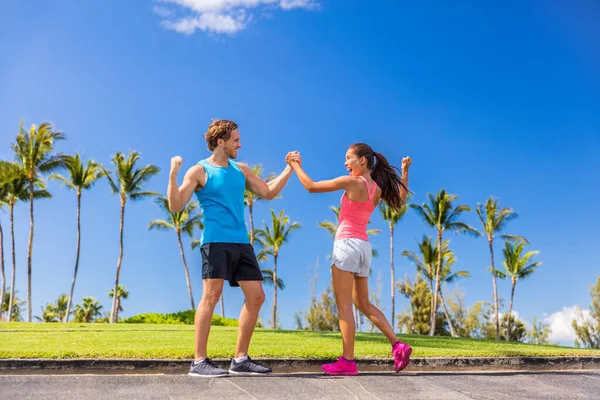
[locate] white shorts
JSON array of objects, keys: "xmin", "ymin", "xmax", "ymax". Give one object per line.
[{"xmin": 331, "ymin": 238, "xmax": 372, "ymax": 277}]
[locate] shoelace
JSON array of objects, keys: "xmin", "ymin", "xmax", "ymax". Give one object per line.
[{"xmin": 204, "ymin": 358, "xmax": 220, "ymax": 370}]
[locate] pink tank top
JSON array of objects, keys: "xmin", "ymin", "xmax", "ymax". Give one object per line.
[{"xmin": 335, "ymin": 176, "xmax": 377, "ymax": 241}]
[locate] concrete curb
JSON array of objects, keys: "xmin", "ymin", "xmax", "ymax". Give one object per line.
[{"xmin": 1, "ymin": 357, "xmax": 599, "ymax": 374}]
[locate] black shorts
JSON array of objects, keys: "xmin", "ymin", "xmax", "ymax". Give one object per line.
[{"xmin": 201, "ymin": 243, "xmax": 263, "ymax": 287}]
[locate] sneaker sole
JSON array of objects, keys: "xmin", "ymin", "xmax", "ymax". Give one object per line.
[
  {"xmin": 188, "ymin": 372, "xmax": 229, "ymax": 378},
  {"xmin": 321, "ymin": 366, "xmax": 358, "ymax": 376},
  {"xmin": 322, "ymin": 371, "xmax": 359, "ymax": 376},
  {"xmin": 228, "ymin": 369, "xmax": 271, "ymax": 376}
]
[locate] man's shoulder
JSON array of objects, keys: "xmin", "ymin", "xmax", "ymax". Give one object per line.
[
  {"xmin": 234, "ymin": 162, "xmax": 250, "ymax": 175},
  {"xmin": 187, "ymin": 163, "xmax": 206, "ymax": 174}
]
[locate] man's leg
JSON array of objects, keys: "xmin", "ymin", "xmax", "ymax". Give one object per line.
[
  {"xmin": 235, "ymin": 280, "xmax": 265, "ymax": 358},
  {"xmin": 195, "ymin": 278, "xmax": 224, "ymax": 361}
]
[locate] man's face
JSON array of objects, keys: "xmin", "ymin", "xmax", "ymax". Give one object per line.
[{"xmin": 221, "ymin": 129, "xmax": 242, "ymax": 159}]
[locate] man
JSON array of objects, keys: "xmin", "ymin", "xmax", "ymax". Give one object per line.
[{"xmin": 168, "ymin": 119, "xmax": 294, "ymax": 377}]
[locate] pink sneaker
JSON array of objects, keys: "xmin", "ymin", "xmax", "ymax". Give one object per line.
[
  {"xmin": 321, "ymin": 356, "xmax": 358, "ymax": 376},
  {"xmin": 392, "ymin": 341, "xmax": 412, "ymax": 372}
]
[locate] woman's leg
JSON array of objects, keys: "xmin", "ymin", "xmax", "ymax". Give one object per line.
[
  {"xmin": 352, "ymin": 276, "xmax": 398, "ymax": 344},
  {"xmin": 353, "ymin": 275, "xmax": 412, "ymax": 372},
  {"xmin": 332, "ymin": 265, "xmax": 357, "ymax": 360}
]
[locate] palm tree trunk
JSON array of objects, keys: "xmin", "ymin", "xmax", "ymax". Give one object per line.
[
  {"xmin": 410, "ymin": 295, "xmax": 417, "ymax": 333},
  {"xmin": 220, "ymin": 293, "xmax": 225, "ymax": 318},
  {"xmin": 272, "ymin": 255, "xmax": 278, "ymax": 329},
  {"xmin": 177, "ymin": 232, "xmax": 195, "ymax": 310},
  {"xmin": 8, "ymin": 203, "xmax": 16, "ymax": 322},
  {"xmin": 506, "ymin": 280, "xmax": 516, "ymax": 342},
  {"xmin": 429, "ymin": 230, "xmax": 443, "ymax": 336},
  {"xmin": 438, "ymin": 288, "xmax": 456, "ymax": 337},
  {"xmin": 428, "ymin": 277, "xmax": 435, "ymax": 331},
  {"xmin": 0, "ymin": 221, "xmax": 5, "ymax": 321},
  {"xmin": 110, "ymin": 201, "xmax": 125, "ymax": 323},
  {"xmin": 65, "ymin": 192, "xmax": 82, "ymax": 323},
  {"xmin": 390, "ymin": 223, "xmax": 395, "ymax": 332},
  {"xmin": 489, "ymin": 239, "xmax": 500, "ymax": 341},
  {"xmin": 249, "ymin": 202, "xmax": 255, "ymax": 246},
  {"xmin": 27, "ymin": 180, "xmax": 34, "ymax": 322}
]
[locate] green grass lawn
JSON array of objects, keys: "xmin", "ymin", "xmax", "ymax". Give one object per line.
[{"xmin": 1, "ymin": 323, "xmax": 598, "ymax": 359}]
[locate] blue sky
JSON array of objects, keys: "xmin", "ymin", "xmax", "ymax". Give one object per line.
[{"xmin": 0, "ymin": 0, "xmax": 599, "ymax": 345}]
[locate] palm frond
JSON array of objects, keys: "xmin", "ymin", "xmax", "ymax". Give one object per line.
[
  {"xmin": 501, "ymin": 234, "xmax": 529, "ymax": 245},
  {"xmin": 49, "ymin": 173, "xmax": 76, "ymax": 190},
  {"xmin": 130, "ymin": 191, "xmax": 159, "ymax": 201},
  {"xmin": 148, "ymin": 220, "xmax": 174, "ymax": 231}
]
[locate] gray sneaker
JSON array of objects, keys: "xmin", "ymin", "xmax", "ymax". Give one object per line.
[
  {"xmin": 188, "ymin": 358, "xmax": 229, "ymax": 378},
  {"xmin": 228, "ymin": 356, "xmax": 272, "ymax": 375}
]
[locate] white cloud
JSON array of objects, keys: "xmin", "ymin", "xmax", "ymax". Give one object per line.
[
  {"xmin": 543, "ymin": 306, "xmax": 591, "ymax": 344},
  {"xmin": 279, "ymin": 0, "xmax": 319, "ymax": 10},
  {"xmin": 155, "ymin": 0, "xmax": 318, "ymax": 35},
  {"xmin": 161, "ymin": 12, "xmax": 246, "ymax": 34},
  {"xmin": 153, "ymin": 5, "xmax": 173, "ymax": 17}
]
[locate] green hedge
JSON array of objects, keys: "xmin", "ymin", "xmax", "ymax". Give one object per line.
[{"xmin": 121, "ymin": 310, "xmax": 238, "ymax": 326}]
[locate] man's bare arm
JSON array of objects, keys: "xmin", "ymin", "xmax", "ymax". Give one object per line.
[
  {"xmin": 238, "ymin": 162, "xmax": 293, "ymax": 200},
  {"xmin": 168, "ymin": 156, "xmax": 204, "ymax": 212}
]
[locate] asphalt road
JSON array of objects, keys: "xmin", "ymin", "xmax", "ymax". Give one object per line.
[{"xmin": 2, "ymin": 370, "xmax": 600, "ymax": 399}]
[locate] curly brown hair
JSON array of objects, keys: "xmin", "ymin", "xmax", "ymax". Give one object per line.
[{"xmin": 204, "ymin": 120, "xmax": 238, "ymax": 151}]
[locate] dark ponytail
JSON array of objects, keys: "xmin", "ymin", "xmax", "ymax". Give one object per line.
[{"xmin": 349, "ymin": 143, "xmax": 407, "ymax": 212}]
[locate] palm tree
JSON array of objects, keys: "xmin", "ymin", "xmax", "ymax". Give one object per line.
[
  {"xmin": 35, "ymin": 294, "xmax": 69, "ymax": 323},
  {"xmin": 103, "ymin": 151, "xmax": 159, "ymax": 323},
  {"xmin": 2, "ymin": 164, "xmax": 47, "ymax": 322},
  {"xmin": 53, "ymin": 293, "xmax": 69, "ymax": 322},
  {"xmin": 2, "ymin": 289, "xmax": 25, "ymax": 322},
  {"xmin": 149, "ymin": 196, "xmax": 203, "ymax": 310},
  {"xmin": 437, "ymin": 246, "xmax": 469, "ymax": 337},
  {"xmin": 108, "ymin": 285, "xmax": 129, "ymax": 318},
  {"xmin": 476, "ymin": 197, "xmax": 526, "ymax": 340},
  {"xmin": 244, "ymin": 165, "xmax": 277, "ymax": 246},
  {"xmin": 73, "ymin": 297, "xmax": 103, "ymax": 323},
  {"xmin": 379, "ymin": 200, "xmax": 409, "ymax": 331},
  {"xmin": 255, "ymin": 209, "xmax": 301, "ymax": 329},
  {"xmin": 0, "ymin": 161, "xmax": 22, "ymax": 319},
  {"xmin": 49, "ymin": 153, "xmax": 105, "ymax": 322},
  {"xmin": 0, "ymin": 178, "xmax": 7, "ymax": 316},
  {"xmin": 497, "ymin": 239, "xmax": 541, "ymax": 341},
  {"xmin": 36, "ymin": 303, "xmax": 60, "ymax": 322},
  {"xmin": 410, "ymin": 189, "xmax": 480, "ymax": 335},
  {"xmin": 261, "ymin": 269, "xmax": 285, "ymax": 290},
  {"xmin": 402, "ymin": 237, "xmax": 469, "ymax": 337},
  {"xmin": 0, "ymin": 161, "xmax": 19, "ymax": 314},
  {"xmin": 12, "ymin": 121, "xmax": 67, "ymax": 321}
]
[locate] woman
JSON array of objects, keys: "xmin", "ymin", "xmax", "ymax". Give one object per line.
[{"xmin": 287, "ymin": 144, "xmax": 412, "ymax": 375}]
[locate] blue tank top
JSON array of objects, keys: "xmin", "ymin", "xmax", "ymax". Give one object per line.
[{"xmin": 195, "ymin": 159, "xmax": 249, "ymax": 245}]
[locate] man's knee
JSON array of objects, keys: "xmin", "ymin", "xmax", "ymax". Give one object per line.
[
  {"xmin": 245, "ymin": 291, "xmax": 265, "ymax": 307},
  {"xmin": 201, "ymin": 289, "xmax": 222, "ymax": 307}
]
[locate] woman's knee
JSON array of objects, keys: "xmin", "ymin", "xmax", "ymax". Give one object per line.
[{"xmin": 353, "ymin": 298, "xmax": 371, "ymax": 314}]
